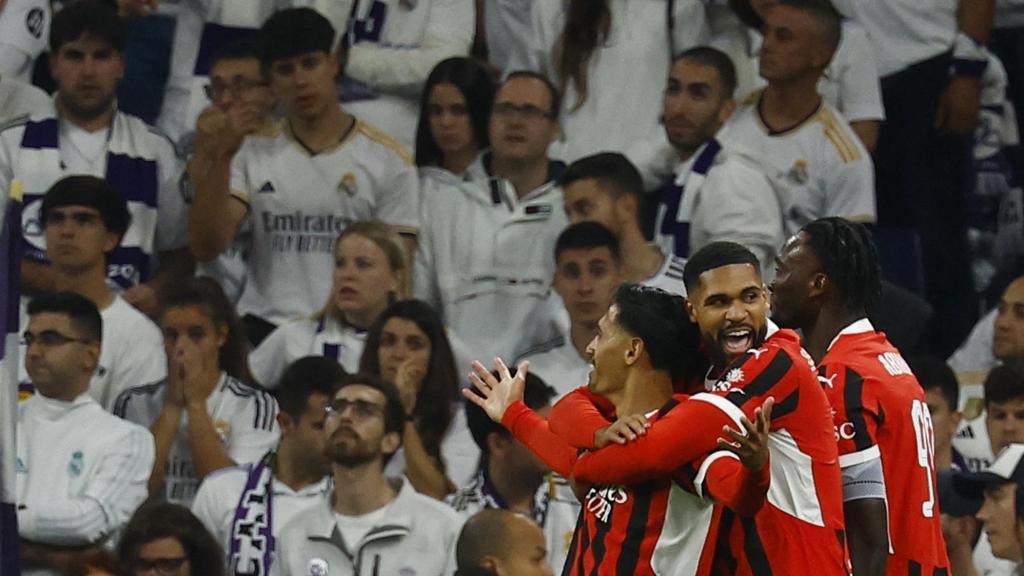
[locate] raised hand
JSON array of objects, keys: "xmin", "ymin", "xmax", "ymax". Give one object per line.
[
  {"xmin": 462, "ymin": 358, "xmax": 528, "ymax": 423},
  {"xmin": 717, "ymin": 397, "xmax": 774, "ymax": 471}
]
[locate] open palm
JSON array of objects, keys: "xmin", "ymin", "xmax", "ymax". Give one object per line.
[{"xmin": 462, "ymin": 358, "xmax": 529, "ymax": 423}]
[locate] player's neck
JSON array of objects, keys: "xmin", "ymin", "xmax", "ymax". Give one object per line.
[
  {"xmin": 276, "ymin": 441, "xmax": 326, "ymax": 492},
  {"xmin": 488, "ymin": 459, "xmax": 540, "ymax": 516},
  {"xmin": 760, "ymin": 79, "xmax": 821, "ymax": 133},
  {"xmin": 53, "ymin": 267, "xmax": 115, "ymax": 311},
  {"xmin": 570, "ymin": 322, "xmax": 597, "ymax": 359},
  {"xmin": 804, "ymin": 306, "xmax": 865, "ymax": 362},
  {"xmin": 331, "ymin": 462, "xmax": 396, "ymax": 516},
  {"xmin": 490, "ymin": 155, "xmax": 550, "ymax": 200},
  {"xmin": 621, "ymin": 235, "xmax": 664, "ymax": 284},
  {"xmin": 615, "ymin": 370, "xmax": 673, "ymax": 416},
  {"xmin": 289, "ymin": 105, "xmax": 354, "ymax": 153}
]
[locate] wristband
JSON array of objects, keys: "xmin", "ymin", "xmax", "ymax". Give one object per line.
[{"xmin": 952, "ymin": 32, "xmax": 988, "ymax": 78}]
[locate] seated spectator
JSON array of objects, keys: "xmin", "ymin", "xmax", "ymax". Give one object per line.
[
  {"xmin": 359, "ymin": 299, "xmax": 473, "ymax": 496},
  {"xmin": 0, "ymin": 75, "xmax": 49, "ymax": 122},
  {"xmin": 950, "ymin": 274, "xmax": 1024, "ymax": 388},
  {"xmin": 118, "ymin": 501, "xmax": 225, "ymax": 576},
  {"xmin": 955, "ymin": 360, "xmax": 1024, "ymax": 473},
  {"xmin": 937, "ymin": 469, "xmax": 984, "ymax": 576},
  {"xmin": 274, "ymin": 373, "xmax": 464, "ymax": 575},
  {"xmin": 18, "ymin": 293, "xmax": 154, "ymax": 560},
  {"xmin": 191, "ymin": 356, "xmax": 342, "ymax": 574},
  {"xmin": 519, "ymin": 222, "xmax": 621, "ymax": 398},
  {"xmin": 17, "ymin": 176, "xmax": 165, "ymax": 410},
  {"xmin": 454, "ymin": 509, "xmax": 554, "ymax": 576},
  {"xmin": 955, "ymin": 444, "xmax": 1024, "ymax": 573},
  {"xmin": 1, "ymin": 0, "xmax": 191, "ymax": 314},
  {"xmin": 559, "ymin": 153, "xmax": 686, "ymax": 295},
  {"xmin": 114, "ymin": 278, "xmax": 280, "ymax": 506},
  {"xmin": 414, "ymin": 70, "xmax": 566, "ymax": 365},
  {"xmin": 188, "ymin": 7, "xmax": 419, "ymax": 346},
  {"xmin": 250, "ymin": 222, "xmax": 408, "ymax": 388},
  {"xmin": 908, "ymin": 355, "xmax": 964, "ymax": 472},
  {"xmin": 0, "ymin": 0, "xmax": 49, "ymax": 83},
  {"xmin": 415, "ymin": 57, "xmax": 495, "ymax": 184}
]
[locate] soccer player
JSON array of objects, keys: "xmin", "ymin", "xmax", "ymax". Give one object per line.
[
  {"xmin": 769, "ymin": 217, "xmax": 949, "ymax": 575},
  {"xmin": 0, "ymin": 0, "xmax": 190, "ymax": 314},
  {"xmin": 187, "ymin": 7, "xmax": 419, "ymax": 345}
]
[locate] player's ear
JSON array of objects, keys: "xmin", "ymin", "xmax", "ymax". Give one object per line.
[
  {"xmin": 810, "ymin": 273, "xmax": 828, "ymax": 296},
  {"xmin": 625, "ymin": 336, "xmax": 643, "ymax": 366},
  {"xmin": 684, "ymin": 297, "xmax": 698, "ymax": 322}
]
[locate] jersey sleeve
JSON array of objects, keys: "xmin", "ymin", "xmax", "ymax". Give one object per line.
[
  {"xmin": 247, "ymin": 324, "xmax": 291, "ymax": 388},
  {"xmin": 375, "ymin": 155, "xmax": 419, "ymax": 233},
  {"xmin": 548, "ymin": 386, "xmax": 615, "ymax": 449},
  {"xmin": 228, "ymin": 144, "xmax": 252, "ymax": 206},
  {"xmin": 822, "ymin": 365, "xmax": 883, "ymax": 468},
  {"xmin": 823, "ymin": 136, "xmax": 876, "ymax": 224},
  {"xmin": 190, "ymin": 474, "xmax": 232, "ymax": 550},
  {"xmin": 833, "ymin": 24, "xmax": 885, "ymax": 123},
  {"xmin": 501, "ymin": 400, "xmax": 578, "ymax": 476},
  {"xmin": 695, "ymin": 450, "xmax": 770, "ymax": 516},
  {"xmin": 155, "ymin": 136, "xmax": 189, "ymax": 251},
  {"xmin": 412, "ymin": 196, "xmax": 440, "ymax": 309},
  {"xmin": 227, "ymin": 391, "xmax": 281, "ymax": 465},
  {"xmin": 107, "ymin": 324, "xmax": 168, "ymax": 408}
]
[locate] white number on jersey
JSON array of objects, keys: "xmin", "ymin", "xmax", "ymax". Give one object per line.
[{"xmin": 911, "ymin": 399, "xmax": 937, "ymax": 518}]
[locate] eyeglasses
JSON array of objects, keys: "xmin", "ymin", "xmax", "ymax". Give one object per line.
[
  {"xmin": 204, "ymin": 78, "xmax": 268, "ymax": 101},
  {"xmin": 22, "ymin": 330, "xmax": 93, "ymax": 348},
  {"xmin": 325, "ymin": 398, "xmax": 385, "ymax": 420},
  {"xmin": 131, "ymin": 556, "xmax": 188, "ymax": 575},
  {"xmin": 492, "ymin": 102, "xmax": 555, "ymax": 121}
]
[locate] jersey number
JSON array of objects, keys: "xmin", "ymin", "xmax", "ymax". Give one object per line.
[
  {"xmin": 910, "ymin": 399, "xmax": 936, "ymax": 518},
  {"xmin": 352, "ymin": 1, "xmax": 388, "ymax": 43}
]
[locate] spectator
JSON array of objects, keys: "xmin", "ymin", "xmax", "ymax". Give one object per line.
[
  {"xmin": 249, "ymin": 221, "xmax": 408, "ymax": 388},
  {"xmin": 414, "ymin": 71, "xmax": 566, "ymax": 365},
  {"xmin": 950, "ymin": 274, "xmax": 1024, "ymax": 388},
  {"xmin": 937, "ymin": 468, "xmax": 985, "ymax": 576},
  {"xmin": 114, "ymin": 278, "xmax": 280, "ymax": 505},
  {"xmin": 909, "ymin": 355, "xmax": 964, "ymax": 472},
  {"xmin": 956, "ymin": 360, "xmax": 1024, "ymax": 473},
  {"xmin": 191, "ymin": 356, "xmax": 343, "ymax": 574},
  {"xmin": 454, "ymin": 509, "xmax": 554, "ymax": 576},
  {"xmin": 18, "ymin": 293, "xmax": 154, "ymax": 557},
  {"xmin": 188, "ymin": 7, "xmax": 419, "ymax": 346},
  {"xmin": 118, "ymin": 501, "xmax": 225, "ymax": 576},
  {"xmin": 16, "ymin": 176, "xmax": 165, "ymax": 410},
  {"xmin": 359, "ymin": 299, "xmax": 471, "ymax": 496},
  {"xmin": 0, "ymin": 0, "xmax": 191, "ymax": 315},
  {"xmin": 956, "ymin": 444, "xmax": 1024, "ymax": 571},
  {"xmin": 0, "ymin": 0, "xmax": 49, "ymax": 83},
  {"xmin": 718, "ymin": 0, "xmax": 875, "ymax": 238},
  {"xmin": 273, "ymin": 373, "xmax": 464, "ymax": 576}
]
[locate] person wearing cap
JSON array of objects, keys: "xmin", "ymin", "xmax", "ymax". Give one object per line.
[
  {"xmin": 955, "ymin": 443, "xmax": 1024, "ymax": 575},
  {"xmin": 939, "ymin": 468, "xmax": 985, "ymax": 576}
]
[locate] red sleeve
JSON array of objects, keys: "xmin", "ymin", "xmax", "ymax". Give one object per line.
[
  {"xmin": 570, "ymin": 393, "xmax": 746, "ymax": 485},
  {"xmin": 549, "ymin": 387, "xmax": 616, "ymax": 449},
  {"xmin": 501, "ymin": 401, "xmax": 578, "ymax": 476},
  {"xmin": 697, "ymin": 452, "xmax": 770, "ymax": 517}
]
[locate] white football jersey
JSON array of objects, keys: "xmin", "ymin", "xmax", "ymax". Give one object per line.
[
  {"xmin": 0, "ymin": 77, "xmax": 48, "ymax": 123},
  {"xmin": 229, "ymin": 120, "xmax": 419, "ymax": 324},
  {"xmin": 719, "ymin": 91, "xmax": 876, "ymax": 237},
  {"xmin": 948, "ymin": 307, "xmax": 998, "ymax": 388},
  {"xmin": 0, "ymin": 0, "xmax": 48, "ymax": 83},
  {"xmin": 248, "ymin": 315, "xmax": 366, "ymax": 388},
  {"xmin": 517, "ymin": 336, "xmax": 591, "ymax": 401}
]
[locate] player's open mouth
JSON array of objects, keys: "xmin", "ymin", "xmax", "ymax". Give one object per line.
[{"xmin": 721, "ymin": 328, "xmax": 753, "ymax": 356}]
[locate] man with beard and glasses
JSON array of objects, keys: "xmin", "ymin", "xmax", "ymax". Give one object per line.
[
  {"xmin": 769, "ymin": 217, "xmax": 949, "ymax": 575},
  {"xmin": 274, "ymin": 373, "xmax": 463, "ymax": 576}
]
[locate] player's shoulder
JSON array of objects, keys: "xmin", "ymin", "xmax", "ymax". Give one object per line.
[
  {"xmin": 220, "ymin": 376, "xmax": 278, "ymax": 428},
  {"xmin": 812, "ymin": 103, "xmax": 866, "ymax": 165},
  {"xmin": 352, "ymin": 119, "xmax": 413, "ymax": 165},
  {"xmin": 197, "ymin": 463, "xmax": 251, "ymax": 492}
]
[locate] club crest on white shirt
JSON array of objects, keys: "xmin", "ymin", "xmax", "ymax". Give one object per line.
[
  {"xmin": 787, "ymin": 159, "xmax": 809, "ymax": 185},
  {"xmin": 338, "ymin": 172, "xmax": 358, "ymax": 197},
  {"xmin": 68, "ymin": 450, "xmax": 83, "ymax": 478},
  {"xmin": 307, "ymin": 558, "xmax": 329, "ymax": 576}
]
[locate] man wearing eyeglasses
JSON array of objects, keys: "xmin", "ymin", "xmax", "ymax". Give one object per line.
[
  {"xmin": 275, "ymin": 372, "xmax": 464, "ymax": 575},
  {"xmin": 17, "ymin": 291, "xmax": 155, "ymax": 570},
  {"xmin": 414, "ymin": 71, "xmax": 567, "ymax": 365}
]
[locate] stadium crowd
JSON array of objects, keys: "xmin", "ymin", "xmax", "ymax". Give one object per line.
[{"xmin": 4, "ymin": 0, "xmax": 1024, "ymax": 574}]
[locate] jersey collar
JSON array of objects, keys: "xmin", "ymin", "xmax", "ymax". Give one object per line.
[{"xmin": 826, "ymin": 317, "xmax": 874, "ymax": 352}]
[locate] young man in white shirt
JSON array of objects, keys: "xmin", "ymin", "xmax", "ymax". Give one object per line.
[
  {"xmin": 17, "ymin": 175, "xmax": 166, "ymax": 410},
  {"xmin": 188, "ymin": 7, "xmax": 419, "ymax": 345},
  {"xmin": 275, "ymin": 373, "xmax": 464, "ymax": 575},
  {"xmin": 191, "ymin": 356, "xmax": 342, "ymax": 575},
  {"xmin": 18, "ymin": 292, "xmax": 154, "ymax": 569}
]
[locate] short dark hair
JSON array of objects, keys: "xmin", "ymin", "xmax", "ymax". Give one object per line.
[
  {"xmin": 778, "ymin": 0, "xmax": 842, "ymax": 54},
  {"xmin": 27, "ymin": 291, "xmax": 102, "ymax": 343},
  {"xmin": 985, "ymin": 360, "xmax": 1024, "ymax": 407},
  {"xmin": 416, "ymin": 57, "xmax": 495, "ymax": 168},
  {"xmin": 257, "ymin": 7, "xmax": 334, "ymax": 67},
  {"xmin": 674, "ymin": 46, "xmax": 738, "ymax": 99},
  {"xmin": 50, "ymin": 0, "xmax": 125, "ymax": 54},
  {"xmin": 211, "ymin": 38, "xmax": 261, "ymax": 70},
  {"xmin": 336, "ymin": 372, "xmax": 407, "ymax": 437},
  {"xmin": 683, "ymin": 241, "xmax": 761, "ymax": 294},
  {"xmin": 556, "ymin": 152, "xmax": 644, "ymax": 202},
  {"xmin": 555, "ymin": 221, "xmax": 622, "ymax": 264},
  {"xmin": 613, "ymin": 284, "xmax": 700, "ymax": 382},
  {"xmin": 275, "ymin": 356, "xmax": 348, "ymax": 420},
  {"xmin": 466, "ymin": 371, "xmax": 556, "ymax": 456},
  {"xmin": 801, "ymin": 217, "xmax": 882, "ymax": 315},
  {"xmin": 118, "ymin": 502, "xmax": 224, "ymax": 576},
  {"xmin": 41, "ymin": 175, "xmax": 131, "ymax": 240},
  {"xmin": 908, "ymin": 355, "xmax": 959, "ymax": 412},
  {"xmin": 502, "ymin": 70, "xmax": 562, "ymax": 120}
]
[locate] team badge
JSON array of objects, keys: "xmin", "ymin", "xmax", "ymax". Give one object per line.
[
  {"xmin": 399, "ymin": 0, "xmax": 417, "ymax": 10},
  {"xmin": 258, "ymin": 181, "xmax": 276, "ymax": 194},
  {"xmin": 68, "ymin": 451, "xmax": 84, "ymax": 478},
  {"xmin": 786, "ymin": 160, "xmax": 809, "ymax": 185},
  {"xmin": 725, "ymin": 368, "xmax": 745, "ymax": 385},
  {"xmin": 214, "ymin": 420, "xmax": 231, "ymax": 442},
  {"xmin": 307, "ymin": 558, "xmax": 329, "ymax": 576},
  {"xmin": 339, "ymin": 172, "xmax": 358, "ymax": 197},
  {"xmin": 26, "ymin": 8, "xmax": 45, "ymax": 39}
]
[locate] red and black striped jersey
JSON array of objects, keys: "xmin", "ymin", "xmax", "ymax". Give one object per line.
[{"xmin": 819, "ymin": 320, "xmax": 949, "ymax": 574}]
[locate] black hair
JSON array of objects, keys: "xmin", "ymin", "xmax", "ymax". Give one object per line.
[
  {"xmin": 257, "ymin": 7, "xmax": 334, "ymax": 67},
  {"xmin": 359, "ymin": 300, "xmax": 459, "ymax": 459},
  {"xmin": 674, "ymin": 46, "xmax": 738, "ymax": 99},
  {"xmin": 502, "ymin": 70, "xmax": 562, "ymax": 120},
  {"xmin": 556, "ymin": 152, "xmax": 644, "ymax": 201},
  {"xmin": 985, "ymin": 359, "xmax": 1024, "ymax": 407},
  {"xmin": 801, "ymin": 217, "xmax": 881, "ymax": 315},
  {"xmin": 50, "ymin": 0, "xmax": 125, "ymax": 54},
  {"xmin": 683, "ymin": 241, "xmax": 761, "ymax": 294},
  {"xmin": 555, "ymin": 221, "xmax": 622, "ymax": 264},
  {"xmin": 613, "ymin": 284, "xmax": 702, "ymax": 383},
  {"xmin": 118, "ymin": 502, "xmax": 225, "ymax": 576},
  {"xmin": 778, "ymin": 0, "xmax": 843, "ymax": 54},
  {"xmin": 41, "ymin": 175, "xmax": 131, "ymax": 240},
  {"xmin": 211, "ymin": 38, "xmax": 261, "ymax": 71},
  {"xmin": 728, "ymin": 0, "xmax": 764, "ymax": 29},
  {"xmin": 275, "ymin": 356, "xmax": 348, "ymax": 420},
  {"xmin": 908, "ymin": 355, "xmax": 959, "ymax": 413},
  {"xmin": 160, "ymin": 277, "xmax": 253, "ymax": 383},
  {"xmin": 466, "ymin": 371, "xmax": 556, "ymax": 458},
  {"xmin": 555, "ymin": 0, "xmax": 610, "ymax": 111},
  {"xmin": 27, "ymin": 291, "xmax": 101, "ymax": 343},
  {"xmin": 336, "ymin": 372, "xmax": 407, "ymax": 437},
  {"xmin": 415, "ymin": 57, "xmax": 495, "ymax": 168}
]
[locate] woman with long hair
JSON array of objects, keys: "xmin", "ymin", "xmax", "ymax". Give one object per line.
[
  {"xmin": 118, "ymin": 502, "xmax": 225, "ymax": 576},
  {"xmin": 249, "ymin": 221, "xmax": 408, "ymax": 387},
  {"xmin": 113, "ymin": 278, "xmax": 280, "ymax": 505},
  {"xmin": 359, "ymin": 299, "xmax": 471, "ymax": 499}
]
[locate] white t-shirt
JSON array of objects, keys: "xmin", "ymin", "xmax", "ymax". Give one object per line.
[
  {"xmin": 953, "ymin": 412, "xmax": 995, "ymax": 473},
  {"xmin": 334, "ymin": 503, "xmax": 393, "ymax": 551},
  {"xmin": 113, "ymin": 372, "xmax": 281, "ymax": 505},
  {"xmin": 518, "ymin": 336, "xmax": 590, "ymax": 400},
  {"xmin": 718, "ymin": 91, "xmax": 876, "ymax": 237},
  {"xmin": 949, "ymin": 307, "xmax": 998, "ymax": 388},
  {"xmin": 0, "ymin": 0, "xmax": 48, "ymax": 83},
  {"xmin": 229, "ymin": 120, "xmax": 419, "ymax": 324},
  {"xmin": 249, "ymin": 315, "xmax": 366, "ymax": 388},
  {"xmin": 643, "ymin": 252, "xmax": 688, "ymax": 296},
  {"xmin": 0, "ymin": 76, "xmax": 48, "ymax": 124}
]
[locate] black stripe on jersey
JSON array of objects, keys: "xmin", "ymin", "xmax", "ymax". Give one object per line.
[
  {"xmin": 909, "ymin": 561, "xmax": 920, "ymax": 576},
  {"xmin": 658, "ymin": 398, "xmax": 681, "ymax": 418},
  {"xmin": 112, "ymin": 381, "xmax": 166, "ymax": 417},
  {"xmin": 741, "ymin": 516, "xmax": 773, "ymax": 576},
  {"xmin": 728, "ymin": 352, "xmax": 793, "ymax": 408},
  {"xmin": 253, "ymin": 390, "xmax": 277, "ymax": 431},
  {"xmin": 934, "ymin": 569, "xmax": 949, "ymax": 576},
  {"xmin": 563, "ymin": 508, "xmax": 584, "ymax": 576},
  {"xmin": 770, "ymin": 389, "xmax": 800, "ymax": 420},
  {"xmin": 714, "ymin": 509, "xmax": 738, "ymax": 574},
  {"xmin": 616, "ymin": 481, "xmax": 657, "ymax": 574},
  {"xmin": 665, "ymin": 257, "xmax": 686, "ymax": 280},
  {"xmin": 842, "ymin": 367, "xmax": 873, "ymax": 452},
  {"xmin": 588, "ymin": 498, "xmax": 613, "ymax": 574}
]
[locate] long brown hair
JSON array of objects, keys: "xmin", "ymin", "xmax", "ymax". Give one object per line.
[{"xmin": 555, "ymin": 0, "xmax": 612, "ymax": 111}]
